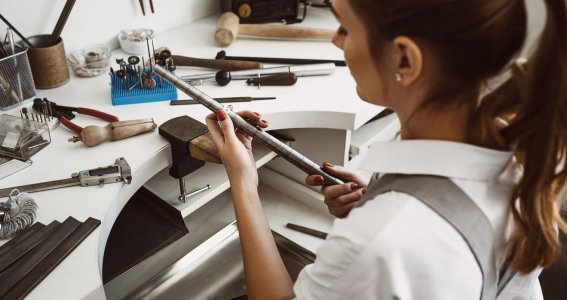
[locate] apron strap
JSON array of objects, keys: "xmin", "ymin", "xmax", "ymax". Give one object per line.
[{"xmin": 357, "ymin": 173, "xmax": 511, "ymax": 299}]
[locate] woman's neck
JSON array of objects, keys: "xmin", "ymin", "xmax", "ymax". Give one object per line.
[{"xmin": 399, "ymin": 101, "xmax": 473, "ymax": 143}]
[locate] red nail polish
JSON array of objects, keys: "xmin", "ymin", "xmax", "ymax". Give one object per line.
[
  {"xmin": 323, "ymin": 162, "xmax": 334, "ymax": 168},
  {"xmin": 254, "ymin": 112, "xmax": 261, "ymax": 117},
  {"xmin": 314, "ymin": 176, "xmax": 323, "ymax": 184},
  {"xmin": 350, "ymin": 183, "xmax": 358, "ymax": 191},
  {"xmin": 216, "ymin": 110, "xmax": 226, "ymax": 121},
  {"xmin": 262, "ymin": 119, "xmax": 269, "ymax": 124},
  {"xmin": 362, "ymin": 188, "xmax": 367, "ymax": 195}
]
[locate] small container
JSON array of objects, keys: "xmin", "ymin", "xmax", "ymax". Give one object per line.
[
  {"xmin": 117, "ymin": 29, "xmax": 155, "ymax": 55},
  {"xmin": 0, "ymin": 114, "xmax": 51, "ymax": 160},
  {"xmin": 67, "ymin": 44, "xmax": 111, "ymax": 77},
  {"xmin": 26, "ymin": 35, "xmax": 70, "ymax": 89}
]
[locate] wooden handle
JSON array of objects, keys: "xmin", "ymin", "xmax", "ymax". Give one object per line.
[
  {"xmin": 238, "ymin": 24, "xmax": 335, "ymax": 39},
  {"xmin": 188, "ymin": 131, "xmax": 221, "ymax": 164},
  {"xmin": 79, "ymin": 119, "xmax": 156, "ymax": 147},
  {"xmin": 215, "ymin": 12, "xmax": 240, "ymax": 47},
  {"xmin": 246, "ymin": 73, "xmax": 298, "ymax": 86},
  {"xmin": 171, "ymin": 55, "xmax": 262, "ymax": 70},
  {"xmin": 215, "ymin": 12, "xmax": 334, "ymax": 47}
]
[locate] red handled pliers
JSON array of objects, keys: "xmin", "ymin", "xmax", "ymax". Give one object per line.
[{"xmin": 32, "ymin": 98, "xmax": 119, "ymax": 134}]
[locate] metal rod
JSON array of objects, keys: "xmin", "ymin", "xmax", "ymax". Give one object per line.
[
  {"xmin": 154, "ymin": 65, "xmax": 343, "ymax": 186},
  {"xmin": 0, "ymin": 13, "xmax": 33, "ymax": 48},
  {"xmin": 221, "ymin": 55, "xmax": 346, "ymax": 67},
  {"xmin": 180, "ymin": 63, "xmax": 335, "ymax": 81},
  {"xmin": 51, "ymin": 0, "xmax": 77, "ymax": 44},
  {"xmin": 286, "ymin": 223, "xmax": 328, "ymax": 239}
]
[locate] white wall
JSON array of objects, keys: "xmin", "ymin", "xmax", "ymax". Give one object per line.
[
  {"xmin": 0, "ymin": 0, "xmax": 219, "ymax": 52},
  {"xmin": 0, "ymin": 0, "xmax": 546, "ymax": 55}
]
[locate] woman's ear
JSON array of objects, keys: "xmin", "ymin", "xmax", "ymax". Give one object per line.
[{"xmin": 393, "ymin": 36, "xmax": 423, "ymax": 86}]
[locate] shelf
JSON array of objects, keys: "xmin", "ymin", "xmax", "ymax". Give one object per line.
[{"xmin": 349, "ymin": 113, "xmax": 400, "ymax": 157}]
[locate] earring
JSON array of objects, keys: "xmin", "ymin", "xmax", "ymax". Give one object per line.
[{"xmin": 395, "ymin": 73, "xmax": 403, "ymax": 82}]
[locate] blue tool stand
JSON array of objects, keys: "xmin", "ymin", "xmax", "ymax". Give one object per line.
[{"xmin": 110, "ymin": 72, "xmax": 178, "ymax": 106}]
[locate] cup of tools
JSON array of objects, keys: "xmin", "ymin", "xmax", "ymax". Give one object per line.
[
  {"xmin": 24, "ymin": 35, "xmax": 70, "ymax": 89},
  {"xmin": 0, "ymin": 44, "xmax": 36, "ymax": 110}
]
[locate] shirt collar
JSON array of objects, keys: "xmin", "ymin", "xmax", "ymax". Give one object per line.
[{"xmin": 358, "ymin": 140, "xmax": 513, "ymax": 181}]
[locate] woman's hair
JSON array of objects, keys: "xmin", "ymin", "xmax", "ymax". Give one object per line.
[{"xmin": 349, "ymin": 0, "xmax": 567, "ymax": 273}]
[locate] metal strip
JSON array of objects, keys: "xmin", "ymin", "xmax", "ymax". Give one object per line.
[
  {"xmin": 0, "ymin": 222, "xmax": 46, "ymax": 273},
  {"xmin": 5, "ymin": 217, "xmax": 100, "ymax": 299},
  {"xmin": 0, "ymin": 217, "xmax": 80, "ymax": 298},
  {"xmin": 0, "ymin": 177, "xmax": 79, "ymax": 198}
]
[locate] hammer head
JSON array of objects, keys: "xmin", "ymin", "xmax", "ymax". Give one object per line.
[{"xmin": 215, "ymin": 12, "xmax": 240, "ymax": 47}]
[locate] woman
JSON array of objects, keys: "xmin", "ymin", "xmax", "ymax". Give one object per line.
[{"xmin": 205, "ymin": 0, "xmax": 567, "ymax": 298}]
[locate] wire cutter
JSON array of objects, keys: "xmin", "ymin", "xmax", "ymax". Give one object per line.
[{"xmin": 32, "ymin": 98, "xmax": 119, "ymax": 134}]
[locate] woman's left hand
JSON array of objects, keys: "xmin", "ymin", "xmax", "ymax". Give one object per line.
[{"xmin": 206, "ymin": 109, "xmax": 268, "ymax": 187}]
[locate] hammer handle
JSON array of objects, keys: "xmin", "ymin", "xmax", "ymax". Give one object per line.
[
  {"xmin": 171, "ymin": 55, "xmax": 262, "ymax": 71},
  {"xmin": 239, "ymin": 24, "xmax": 335, "ymax": 39}
]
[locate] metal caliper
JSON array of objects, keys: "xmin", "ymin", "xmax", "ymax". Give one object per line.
[{"xmin": 0, "ymin": 157, "xmax": 132, "ymax": 198}]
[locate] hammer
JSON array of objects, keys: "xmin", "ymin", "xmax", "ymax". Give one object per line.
[{"xmin": 215, "ymin": 12, "xmax": 336, "ymax": 47}]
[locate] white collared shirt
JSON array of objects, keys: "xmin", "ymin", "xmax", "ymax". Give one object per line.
[{"xmin": 293, "ymin": 140, "xmax": 543, "ymax": 300}]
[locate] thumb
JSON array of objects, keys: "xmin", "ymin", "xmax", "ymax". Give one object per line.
[
  {"xmin": 322, "ymin": 162, "xmax": 366, "ymax": 185},
  {"xmin": 216, "ymin": 110, "xmax": 236, "ymax": 139}
]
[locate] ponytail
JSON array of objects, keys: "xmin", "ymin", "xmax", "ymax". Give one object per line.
[{"xmin": 476, "ymin": 0, "xmax": 567, "ymax": 273}]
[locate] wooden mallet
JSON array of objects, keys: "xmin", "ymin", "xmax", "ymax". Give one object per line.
[{"xmin": 214, "ymin": 12, "xmax": 335, "ymax": 47}]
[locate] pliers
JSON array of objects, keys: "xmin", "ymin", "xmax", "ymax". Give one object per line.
[{"xmin": 32, "ymin": 98, "xmax": 119, "ymax": 134}]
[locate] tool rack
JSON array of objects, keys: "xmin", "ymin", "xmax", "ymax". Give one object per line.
[{"xmin": 110, "ymin": 71, "xmax": 177, "ymax": 106}]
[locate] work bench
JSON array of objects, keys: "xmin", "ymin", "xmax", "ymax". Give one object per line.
[{"xmin": 0, "ymin": 8, "xmax": 392, "ymax": 299}]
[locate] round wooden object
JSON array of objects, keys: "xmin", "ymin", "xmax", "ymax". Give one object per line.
[
  {"xmin": 215, "ymin": 12, "xmax": 240, "ymax": 47},
  {"xmin": 26, "ymin": 35, "xmax": 70, "ymax": 89}
]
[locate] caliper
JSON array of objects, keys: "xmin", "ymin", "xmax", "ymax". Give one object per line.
[{"xmin": 0, "ymin": 157, "xmax": 132, "ymax": 198}]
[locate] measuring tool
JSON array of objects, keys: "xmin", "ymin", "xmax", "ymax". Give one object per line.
[
  {"xmin": 154, "ymin": 65, "xmax": 343, "ymax": 186},
  {"xmin": 0, "ymin": 158, "xmax": 132, "ymax": 198}
]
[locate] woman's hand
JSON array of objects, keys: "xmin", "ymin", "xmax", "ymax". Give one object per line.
[
  {"xmin": 206, "ymin": 109, "xmax": 268, "ymax": 188},
  {"xmin": 306, "ymin": 163, "xmax": 368, "ymax": 218}
]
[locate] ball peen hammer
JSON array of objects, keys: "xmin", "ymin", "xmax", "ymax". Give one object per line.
[{"xmin": 214, "ymin": 12, "xmax": 336, "ymax": 47}]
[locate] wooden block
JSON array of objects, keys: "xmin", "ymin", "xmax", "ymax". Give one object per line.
[{"xmin": 189, "ymin": 131, "xmax": 221, "ymax": 164}]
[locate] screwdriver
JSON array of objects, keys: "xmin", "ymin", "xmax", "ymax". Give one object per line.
[{"xmin": 68, "ymin": 119, "xmax": 157, "ymax": 147}]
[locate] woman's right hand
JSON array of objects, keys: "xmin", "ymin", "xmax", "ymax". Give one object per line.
[{"xmin": 305, "ymin": 163, "xmax": 368, "ymax": 218}]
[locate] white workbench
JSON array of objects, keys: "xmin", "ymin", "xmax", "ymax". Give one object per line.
[{"xmin": 0, "ymin": 8, "xmax": 383, "ymax": 299}]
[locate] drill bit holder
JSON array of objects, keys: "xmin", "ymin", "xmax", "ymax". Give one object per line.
[{"xmin": 109, "ymin": 57, "xmax": 177, "ymax": 106}]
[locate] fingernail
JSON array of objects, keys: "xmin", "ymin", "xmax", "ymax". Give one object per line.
[
  {"xmin": 350, "ymin": 183, "xmax": 358, "ymax": 191},
  {"xmin": 254, "ymin": 112, "xmax": 261, "ymax": 117},
  {"xmin": 323, "ymin": 162, "xmax": 334, "ymax": 168},
  {"xmin": 314, "ymin": 176, "xmax": 323, "ymax": 184},
  {"xmin": 216, "ymin": 110, "xmax": 226, "ymax": 121},
  {"xmin": 362, "ymin": 188, "xmax": 367, "ymax": 195},
  {"xmin": 262, "ymin": 119, "xmax": 269, "ymax": 125}
]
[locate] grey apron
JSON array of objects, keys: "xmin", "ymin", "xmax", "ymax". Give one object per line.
[{"xmin": 357, "ymin": 173, "xmax": 515, "ymax": 300}]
